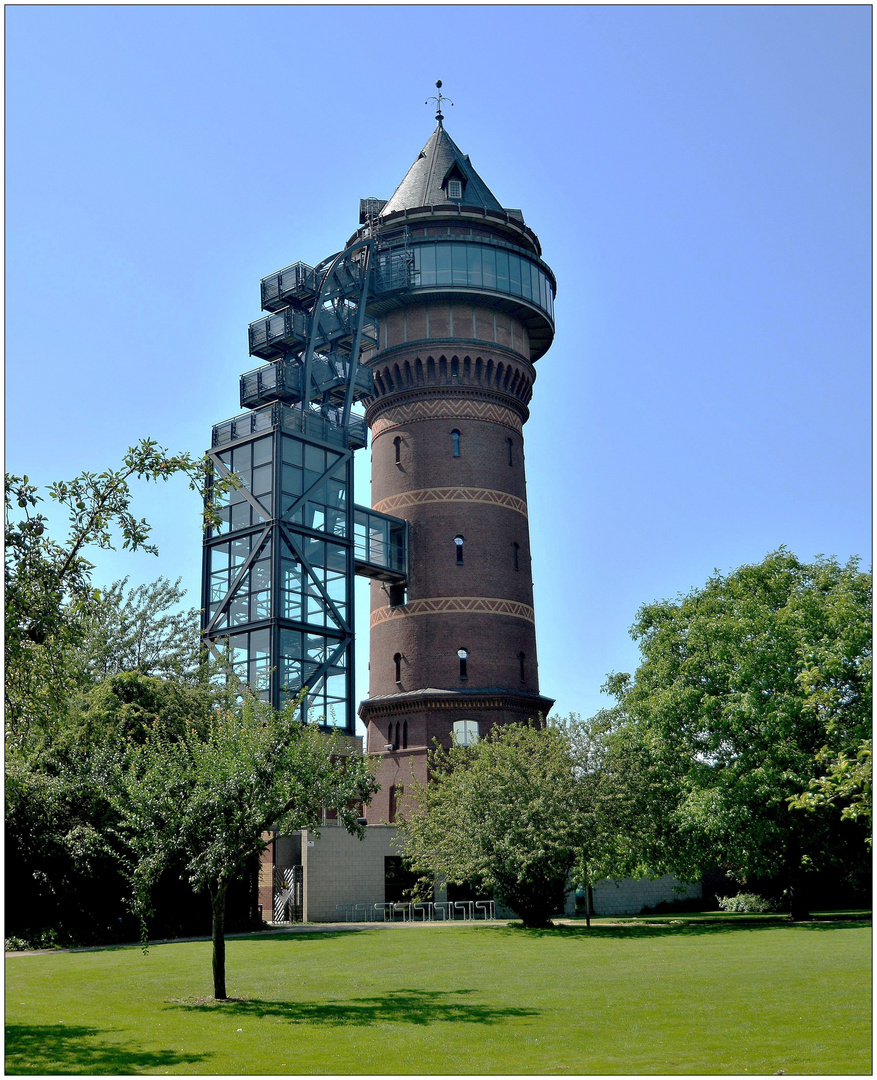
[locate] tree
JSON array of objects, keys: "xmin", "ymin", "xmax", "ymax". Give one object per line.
[
  {"xmin": 600, "ymin": 549, "xmax": 871, "ymax": 919},
  {"xmin": 72, "ymin": 576, "xmax": 204, "ymax": 684},
  {"xmin": 107, "ymin": 693, "xmax": 379, "ymax": 999},
  {"xmin": 394, "ymin": 722, "xmax": 592, "ymax": 928},
  {"xmin": 4, "ymin": 440, "xmax": 230, "ymax": 739}
]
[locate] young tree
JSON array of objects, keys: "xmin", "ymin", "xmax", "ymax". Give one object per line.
[
  {"xmin": 395, "ymin": 722, "xmax": 591, "ymax": 928},
  {"xmin": 5, "ymin": 441, "xmax": 231, "ymax": 739},
  {"xmin": 107, "ymin": 694, "xmax": 379, "ymax": 999},
  {"xmin": 601, "ymin": 549, "xmax": 871, "ymax": 919}
]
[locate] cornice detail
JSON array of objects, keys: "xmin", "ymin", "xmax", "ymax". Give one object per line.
[
  {"xmin": 371, "ymin": 595, "xmax": 535, "ymax": 627},
  {"xmin": 359, "ymin": 690, "xmax": 555, "ymax": 721},
  {"xmin": 372, "ymin": 486, "xmax": 528, "ymax": 519}
]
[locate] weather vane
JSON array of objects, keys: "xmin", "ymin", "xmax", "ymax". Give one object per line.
[{"xmin": 426, "ymin": 80, "xmax": 454, "ymax": 126}]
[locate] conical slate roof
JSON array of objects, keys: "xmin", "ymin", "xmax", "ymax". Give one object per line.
[{"xmin": 380, "ymin": 123, "xmax": 505, "ymax": 217}]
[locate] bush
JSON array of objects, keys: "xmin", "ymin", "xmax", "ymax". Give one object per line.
[{"xmin": 717, "ymin": 893, "xmax": 779, "ymax": 913}]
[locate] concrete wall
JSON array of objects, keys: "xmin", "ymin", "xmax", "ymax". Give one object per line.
[
  {"xmin": 301, "ymin": 824, "xmax": 398, "ymax": 922},
  {"xmin": 587, "ymin": 875, "xmax": 702, "ymax": 916}
]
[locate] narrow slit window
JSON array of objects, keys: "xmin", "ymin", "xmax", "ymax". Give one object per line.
[
  {"xmin": 513, "ymin": 542, "xmax": 519, "ymax": 570},
  {"xmin": 519, "ymin": 652, "xmax": 526, "ymax": 681},
  {"xmin": 458, "ymin": 648, "xmax": 468, "ymax": 681},
  {"xmin": 394, "ymin": 652, "xmax": 401, "ymax": 682},
  {"xmin": 454, "ymin": 535, "xmax": 465, "ymax": 565},
  {"xmin": 402, "ymin": 720, "xmax": 408, "ymax": 749},
  {"xmin": 507, "ymin": 437, "xmax": 513, "ymax": 466},
  {"xmin": 452, "ymin": 429, "xmax": 461, "ymax": 457},
  {"xmin": 393, "ymin": 436, "xmax": 401, "ymax": 464}
]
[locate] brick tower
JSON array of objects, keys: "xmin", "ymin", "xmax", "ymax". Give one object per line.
[{"xmin": 356, "ymin": 104, "xmax": 556, "ymax": 823}]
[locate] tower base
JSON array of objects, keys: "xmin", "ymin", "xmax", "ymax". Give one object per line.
[{"xmin": 359, "ymin": 688, "xmax": 555, "ymax": 825}]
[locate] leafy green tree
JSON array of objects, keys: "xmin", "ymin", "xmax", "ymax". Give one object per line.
[
  {"xmin": 600, "ymin": 549, "xmax": 871, "ymax": 919},
  {"xmin": 73, "ymin": 576, "xmax": 203, "ymax": 684},
  {"xmin": 394, "ymin": 722, "xmax": 592, "ymax": 928},
  {"xmin": 5, "ymin": 440, "xmax": 230, "ymax": 740},
  {"xmin": 107, "ymin": 694, "xmax": 379, "ymax": 999}
]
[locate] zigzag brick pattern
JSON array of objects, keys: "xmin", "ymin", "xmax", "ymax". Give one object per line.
[
  {"xmin": 372, "ymin": 486, "xmax": 529, "ymax": 519},
  {"xmin": 370, "ymin": 398, "xmax": 523, "ymax": 437},
  {"xmin": 370, "ymin": 596, "xmax": 536, "ymax": 628}
]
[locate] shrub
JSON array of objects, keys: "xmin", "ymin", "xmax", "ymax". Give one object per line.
[{"xmin": 717, "ymin": 893, "xmax": 779, "ymax": 913}]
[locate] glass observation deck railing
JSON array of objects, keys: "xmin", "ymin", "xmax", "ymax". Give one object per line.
[
  {"xmin": 353, "ymin": 505, "xmax": 408, "ymax": 583},
  {"xmin": 212, "ymin": 402, "xmax": 367, "ymax": 452},
  {"xmin": 261, "ymin": 261, "xmax": 319, "ymax": 313},
  {"xmin": 248, "ymin": 308, "xmax": 311, "ymax": 360},
  {"xmin": 240, "ymin": 357, "xmax": 374, "ymax": 411},
  {"xmin": 248, "ymin": 306, "xmax": 377, "ymax": 362}
]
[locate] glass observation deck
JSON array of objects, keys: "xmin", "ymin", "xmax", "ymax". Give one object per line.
[
  {"xmin": 248, "ymin": 305, "xmax": 377, "ymax": 362},
  {"xmin": 240, "ymin": 357, "xmax": 374, "ymax": 411},
  {"xmin": 353, "ymin": 505, "xmax": 408, "ymax": 583},
  {"xmin": 212, "ymin": 401, "xmax": 367, "ymax": 452},
  {"xmin": 261, "ymin": 261, "xmax": 319, "ymax": 312},
  {"xmin": 409, "ymin": 242, "xmax": 555, "ymax": 322}
]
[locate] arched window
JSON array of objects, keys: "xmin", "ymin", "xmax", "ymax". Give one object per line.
[
  {"xmin": 393, "ymin": 436, "xmax": 401, "ymax": 464},
  {"xmin": 519, "ymin": 652, "xmax": 526, "ymax": 681},
  {"xmin": 454, "ymin": 535, "xmax": 465, "ymax": 565},
  {"xmin": 402, "ymin": 720, "xmax": 408, "ymax": 749},
  {"xmin": 507, "ymin": 437, "xmax": 513, "ymax": 466},
  {"xmin": 513, "ymin": 542, "xmax": 519, "ymax": 571},
  {"xmin": 394, "ymin": 652, "xmax": 402, "ymax": 682},
  {"xmin": 451, "ymin": 429, "xmax": 461, "ymax": 457},
  {"xmin": 458, "ymin": 647, "xmax": 468, "ymax": 681}
]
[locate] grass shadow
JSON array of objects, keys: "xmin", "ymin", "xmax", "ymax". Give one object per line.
[
  {"xmin": 5, "ymin": 1023, "xmax": 209, "ymax": 1075},
  {"xmin": 167, "ymin": 987, "xmax": 539, "ymax": 1027},
  {"xmin": 497, "ymin": 916, "xmax": 872, "ymax": 940}
]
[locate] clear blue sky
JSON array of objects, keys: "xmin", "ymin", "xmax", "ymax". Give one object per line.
[{"xmin": 7, "ymin": 5, "xmax": 871, "ymax": 731}]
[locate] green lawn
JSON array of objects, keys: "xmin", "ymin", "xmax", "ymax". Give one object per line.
[{"xmin": 5, "ymin": 918, "xmax": 871, "ymax": 1075}]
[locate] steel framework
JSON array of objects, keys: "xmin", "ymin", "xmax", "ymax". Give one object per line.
[{"xmin": 202, "ymin": 236, "xmax": 410, "ymax": 730}]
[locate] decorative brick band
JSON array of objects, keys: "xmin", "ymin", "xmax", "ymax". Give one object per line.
[
  {"xmin": 371, "ymin": 596, "xmax": 535, "ymax": 628},
  {"xmin": 370, "ymin": 397, "xmax": 523, "ymax": 438},
  {"xmin": 372, "ymin": 487, "xmax": 528, "ymax": 519}
]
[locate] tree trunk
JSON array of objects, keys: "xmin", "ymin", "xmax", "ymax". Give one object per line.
[
  {"xmin": 585, "ymin": 884, "xmax": 594, "ymax": 928},
  {"xmin": 787, "ymin": 870, "xmax": 811, "ymax": 922},
  {"xmin": 210, "ymin": 883, "xmax": 229, "ymax": 999}
]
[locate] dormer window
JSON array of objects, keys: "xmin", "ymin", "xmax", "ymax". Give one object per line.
[{"xmin": 448, "ymin": 179, "xmax": 462, "ymax": 200}]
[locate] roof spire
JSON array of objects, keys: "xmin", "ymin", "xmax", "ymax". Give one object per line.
[{"xmin": 425, "ymin": 79, "xmax": 453, "ymax": 128}]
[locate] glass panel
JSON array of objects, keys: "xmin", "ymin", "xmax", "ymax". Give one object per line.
[
  {"xmin": 419, "ymin": 245, "xmax": 436, "ymax": 286},
  {"xmin": 231, "ymin": 502, "xmax": 250, "ymax": 531},
  {"xmin": 250, "ymin": 628, "xmax": 270, "ymax": 658},
  {"xmin": 211, "ymin": 544, "xmax": 230, "ymax": 570},
  {"xmin": 304, "ymin": 444, "xmax": 323, "ymax": 476},
  {"xmin": 509, "ymin": 254, "xmax": 522, "ymax": 296},
  {"xmin": 435, "ymin": 244, "xmax": 452, "ymax": 285},
  {"xmin": 466, "ymin": 245, "xmax": 482, "ymax": 287},
  {"xmin": 252, "ymin": 464, "xmax": 272, "ymax": 497},
  {"xmin": 451, "ymin": 245, "xmax": 467, "ymax": 284},
  {"xmin": 482, "ymin": 246, "xmax": 496, "ymax": 289},
  {"xmin": 282, "ymin": 435, "xmax": 302, "ymax": 467},
  {"xmin": 521, "ymin": 259, "xmax": 532, "ymax": 300},
  {"xmin": 495, "ymin": 250, "xmax": 509, "ymax": 292},
  {"xmin": 252, "ymin": 436, "xmax": 272, "ymax": 466}
]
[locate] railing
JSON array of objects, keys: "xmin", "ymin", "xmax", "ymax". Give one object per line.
[
  {"xmin": 248, "ymin": 308, "xmax": 311, "ymax": 360},
  {"xmin": 240, "ymin": 357, "xmax": 374, "ymax": 411},
  {"xmin": 328, "ymin": 901, "xmax": 498, "ymax": 923},
  {"xmin": 212, "ymin": 402, "xmax": 367, "ymax": 451},
  {"xmin": 261, "ymin": 261, "xmax": 319, "ymax": 312},
  {"xmin": 353, "ymin": 506, "xmax": 407, "ymax": 580}
]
